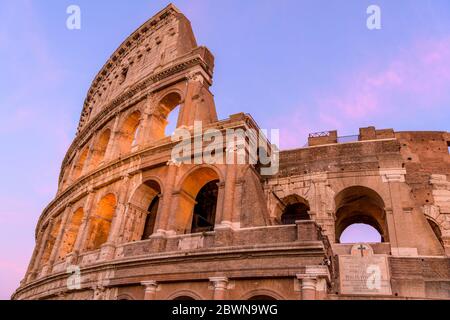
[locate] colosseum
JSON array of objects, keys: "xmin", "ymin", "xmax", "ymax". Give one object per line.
[{"xmin": 12, "ymin": 4, "xmax": 450, "ymax": 300}]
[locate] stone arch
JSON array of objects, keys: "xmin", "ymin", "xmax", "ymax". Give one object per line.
[
  {"xmin": 58, "ymin": 207, "xmax": 84, "ymax": 260},
  {"xmin": 71, "ymin": 147, "xmax": 89, "ymax": 181},
  {"xmin": 85, "ymin": 194, "xmax": 117, "ymax": 251},
  {"xmin": 89, "ymin": 128, "xmax": 111, "ymax": 170},
  {"xmin": 279, "ymin": 195, "xmax": 311, "ymax": 225},
  {"xmin": 334, "ymin": 186, "xmax": 388, "ymax": 243},
  {"xmin": 117, "ymin": 110, "xmax": 142, "ymax": 156},
  {"xmin": 173, "ymin": 166, "xmax": 222, "ymax": 234},
  {"xmin": 40, "ymin": 215, "xmax": 63, "ymax": 266},
  {"xmin": 240, "ymin": 289, "xmax": 285, "ymax": 301},
  {"xmin": 116, "ymin": 294, "xmax": 135, "ymax": 300},
  {"xmin": 149, "ymin": 91, "xmax": 183, "ymax": 141},
  {"xmin": 167, "ymin": 290, "xmax": 203, "ymax": 301},
  {"xmin": 127, "ymin": 179, "xmax": 163, "ymax": 241}
]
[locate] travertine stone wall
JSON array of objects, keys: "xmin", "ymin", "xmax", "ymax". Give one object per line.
[{"xmin": 13, "ymin": 4, "xmax": 450, "ymax": 301}]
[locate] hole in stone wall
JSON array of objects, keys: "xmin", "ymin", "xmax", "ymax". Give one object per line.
[
  {"xmin": 165, "ymin": 104, "xmax": 180, "ymax": 136},
  {"xmin": 340, "ymin": 223, "xmax": 382, "ymax": 244}
]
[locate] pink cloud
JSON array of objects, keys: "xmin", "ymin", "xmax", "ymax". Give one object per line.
[
  {"xmin": 273, "ymin": 36, "xmax": 450, "ymax": 149},
  {"xmin": 329, "ymin": 37, "xmax": 450, "ymax": 118}
]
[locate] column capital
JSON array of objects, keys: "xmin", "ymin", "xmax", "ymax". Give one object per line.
[
  {"xmin": 209, "ymin": 277, "xmax": 229, "ymax": 289},
  {"xmin": 296, "ymin": 265, "xmax": 331, "ymax": 283},
  {"xmin": 141, "ymin": 281, "xmax": 159, "ymax": 300},
  {"xmin": 141, "ymin": 280, "xmax": 158, "ymax": 289},
  {"xmin": 209, "ymin": 277, "xmax": 229, "ymax": 300}
]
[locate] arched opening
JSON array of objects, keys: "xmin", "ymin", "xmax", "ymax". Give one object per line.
[
  {"xmin": 165, "ymin": 104, "xmax": 181, "ymax": 136},
  {"xmin": 248, "ymin": 295, "xmax": 278, "ymax": 301},
  {"xmin": 118, "ymin": 111, "xmax": 141, "ymax": 156},
  {"xmin": 427, "ymin": 219, "xmax": 444, "ymax": 247},
  {"xmin": 71, "ymin": 147, "xmax": 89, "ymax": 181},
  {"xmin": 340, "ymin": 223, "xmax": 382, "ymax": 244},
  {"xmin": 128, "ymin": 180, "xmax": 162, "ymax": 242},
  {"xmin": 173, "ymin": 296, "xmax": 196, "ymax": 301},
  {"xmin": 58, "ymin": 208, "xmax": 84, "ymax": 260},
  {"xmin": 280, "ymin": 195, "xmax": 310, "ymax": 225},
  {"xmin": 150, "ymin": 92, "xmax": 182, "ymax": 140},
  {"xmin": 89, "ymin": 129, "xmax": 111, "ymax": 170},
  {"xmin": 191, "ymin": 180, "xmax": 219, "ymax": 234},
  {"xmin": 40, "ymin": 217, "xmax": 62, "ymax": 266},
  {"xmin": 175, "ymin": 167, "xmax": 220, "ymax": 234},
  {"xmin": 141, "ymin": 195, "xmax": 160, "ymax": 240},
  {"xmin": 335, "ymin": 186, "xmax": 388, "ymax": 244},
  {"xmin": 85, "ymin": 194, "xmax": 116, "ymax": 251}
]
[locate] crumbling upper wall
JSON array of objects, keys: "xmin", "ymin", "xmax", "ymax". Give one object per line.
[{"xmin": 77, "ymin": 4, "xmax": 200, "ymax": 133}]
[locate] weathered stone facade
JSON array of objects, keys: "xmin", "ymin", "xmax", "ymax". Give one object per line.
[{"xmin": 13, "ymin": 4, "xmax": 450, "ymax": 300}]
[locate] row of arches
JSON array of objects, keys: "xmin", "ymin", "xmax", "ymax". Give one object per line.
[
  {"xmin": 40, "ymin": 166, "xmax": 223, "ymax": 267},
  {"xmin": 40, "ymin": 178, "xmax": 446, "ymax": 270},
  {"xmin": 278, "ymin": 186, "xmax": 445, "ymax": 246},
  {"xmin": 62, "ymin": 92, "xmax": 183, "ymax": 189}
]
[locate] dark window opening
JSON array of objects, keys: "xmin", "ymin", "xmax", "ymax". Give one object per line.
[
  {"xmin": 141, "ymin": 196, "xmax": 160, "ymax": 240},
  {"xmin": 173, "ymin": 296, "xmax": 196, "ymax": 301},
  {"xmin": 281, "ymin": 202, "xmax": 310, "ymax": 225},
  {"xmin": 119, "ymin": 67, "xmax": 128, "ymax": 85},
  {"xmin": 191, "ymin": 180, "xmax": 219, "ymax": 234}
]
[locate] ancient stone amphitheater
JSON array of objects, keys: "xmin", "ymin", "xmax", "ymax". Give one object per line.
[{"xmin": 13, "ymin": 4, "xmax": 450, "ymax": 300}]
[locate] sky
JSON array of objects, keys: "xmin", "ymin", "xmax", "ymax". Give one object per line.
[{"xmin": 1, "ymin": 0, "xmax": 450, "ymax": 299}]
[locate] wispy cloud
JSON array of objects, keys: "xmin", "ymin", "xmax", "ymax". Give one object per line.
[{"xmin": 273, "ymin": 36, "xmax": 450, "ymax": 149}]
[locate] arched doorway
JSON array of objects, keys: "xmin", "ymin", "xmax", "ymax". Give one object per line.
[
  {"xmin": 334, "ymin": 186, "xmax": 387, "ymax": 244},
  {"xmin": 127, "ymin": 180, "xmax": 162, "ymax": 242},
  {"xmin": 59, "ymin": 207, "xmax": 84, "ymax": 260},
  {"xmin": 71, "ymin": 147, "xmax": 89, "ymax": 181},
  {"xmin": 173, "ymin": 296, "xmax": 196, "ymax": 301},
  {"xmin": 280, "ymin": 195, "xmax": 310, "ymax": 225},
  {"xmin": 85, "ymin": 194, "xmax": 117, "ymax": 251},
  {"xmin": 89, "ymin": 129, "xmax": 111, "ymax": 170},
  {"xmin": 191, "ymin": 180, "xmax": 219, "ymax": 233},
  {"xmin": 149, "ymin": 92, "xmax": 182, "ymax": 141},
  {"xmin": 175, "ymin": 167, "xmax": 221, "ymax": 234},
  {"xmin": 118, "ymin": 111, "xmax": 141, "ymax": 156}
]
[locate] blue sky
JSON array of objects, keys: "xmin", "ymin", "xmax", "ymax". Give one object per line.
[{"xmin": 1, "ymin": 0, "xmax": 450, "ymax": 299}]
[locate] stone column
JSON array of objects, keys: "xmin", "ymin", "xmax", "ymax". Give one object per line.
[
  {"xmin": 231, "ymin": 179, "xmax": 244, "ymax": 226},
  {"xmin": 296, "ymin": 266, "xmax": 331, "ymax": 300},
  {"xmin": 219, "ymin": 165, "xmax": 236, "ymax": 228},
  {"xmin": 380, "ymin": 169, "xmax": 406, "ymax": 255},
  {"xmin": 155, "ymin": 164, "xmax": 178, "ymax": 234},
  {"xmin": 297, "ymin": 276, "xmax": 317, "ymax": 300},
  {"xmin": 209, "ymin": 277, "xmax": 229, "ymax": 300},
  {"xmin": 214, "ymin": 182, "xmax": 226, "ymax": 226},
  {"xmin": 141, "ymin": 281, "xmax": 159, "ymax": 300},
  {"xmin": 47, "ymin": 204, "xmax": 72, "ymax": 273}
]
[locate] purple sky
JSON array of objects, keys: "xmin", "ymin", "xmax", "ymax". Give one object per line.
[{"xmin": 1, "ymin": 0, "xmax": 450, "ymax": 299}]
